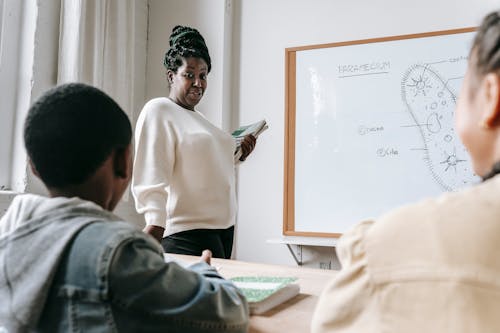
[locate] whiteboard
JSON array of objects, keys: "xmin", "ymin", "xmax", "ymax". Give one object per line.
[{"xmin": 283, "ymin": 28, "xmax": 479, "ymax": 237}]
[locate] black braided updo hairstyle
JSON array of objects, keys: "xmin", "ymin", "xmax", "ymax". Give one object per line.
[{"xmin": 163, "ymin": 25, "xmax": 211, "ymax": 74}]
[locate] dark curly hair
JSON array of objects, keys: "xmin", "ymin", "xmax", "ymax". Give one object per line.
[
  {"xmin": 24, "ymin": 83, "xmax": 132, "ymax": 188},
  {"xmin": 471, "ymin": 11, "xmax": 500, "ymax": 181},
  {"xmin": 163, "ymin": 25, "xmax": 211, "ymax": 74},
  {"xmin": 471, "ymin": 11, "xmax": 500, "ymax": 78}
]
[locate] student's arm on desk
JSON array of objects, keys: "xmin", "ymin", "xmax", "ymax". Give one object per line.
[
  {"xmin": 311, "ymin": 220, "xmax": 375, "ymax": 333},
  {"xmin": 109, "ymin": 233, "xmax": 249, "ymax": 331}
]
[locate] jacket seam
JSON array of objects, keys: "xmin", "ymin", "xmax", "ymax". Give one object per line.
[{"xmin": 110, "ymin": 298, "xmax": 248, "ymax": 331}]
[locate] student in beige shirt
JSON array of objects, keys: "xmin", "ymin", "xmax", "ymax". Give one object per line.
[{"xmin": 312, "ymin": 11, "xmax": 500, "ymax": 333}]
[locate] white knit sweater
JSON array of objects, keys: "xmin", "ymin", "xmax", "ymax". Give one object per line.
[{"xmin": 131, "ymin": 98, "xmax": 237, "ymax": 237}]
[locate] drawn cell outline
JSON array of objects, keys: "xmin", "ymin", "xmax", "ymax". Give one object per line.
[{"xmin": 401, "ymin": 63, "xmax": 476, "ymax": 191}]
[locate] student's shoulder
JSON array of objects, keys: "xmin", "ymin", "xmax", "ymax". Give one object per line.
[
  {"xmin": 63, "ymin": 221, "xmax": 163, "ymax": 288},
  {"xmin": 77, "ymin": 220, "xmax": 159, "ymax": 252},
  {"xmin": 331, "ymin": 188, "xmax": 467, "ymax": 258},
  {"xmin": 362, "ymin": 183, "xmax": 492, "ymax": 266},
  {"xmin": 366, "ymin": 192, "xmax": 455, "ymax": 245},
  {"xmin": 372, "ymin": 181, "xmax": 491, "ymax": 239}
]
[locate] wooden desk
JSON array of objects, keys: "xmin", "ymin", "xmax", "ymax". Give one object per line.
[{"xmin": 169, "ymin": 254, "xmax": 336, "ymax": 333}]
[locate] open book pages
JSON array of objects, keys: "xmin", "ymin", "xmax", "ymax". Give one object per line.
[
  {"xmin": 232, "ymin": 119, "xmax": 268, "ymax": 162},
  {"xmin": 230, "ymin": 276, "xmax": 300, "ymax": 315}
]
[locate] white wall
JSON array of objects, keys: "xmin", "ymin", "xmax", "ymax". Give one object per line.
[{"xmin": 232, "ymin": 0, "xmax": 500, "ymax": 266}]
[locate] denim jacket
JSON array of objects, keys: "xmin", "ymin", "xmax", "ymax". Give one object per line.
[{"xmin": 0, "ymin": 194, "xmax": 249, "ymax": 333}]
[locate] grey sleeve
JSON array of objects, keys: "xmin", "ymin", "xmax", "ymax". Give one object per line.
[{"xmin": 108, "ymin": 233, "xmax": 249, "ymax": 332}]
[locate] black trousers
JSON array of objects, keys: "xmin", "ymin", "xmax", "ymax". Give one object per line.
[{"xmin": 162, "ymin": 226, "xmax": 235, "ymax": 259}]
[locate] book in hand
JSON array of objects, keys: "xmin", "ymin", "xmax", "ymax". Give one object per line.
[
  {"xmin": 232, "ymin": 119, "xmax": 268, "ymax": 162},
  {"xmin": 230, "ymin": 276, "xmax": 300, "ymax": 315}
]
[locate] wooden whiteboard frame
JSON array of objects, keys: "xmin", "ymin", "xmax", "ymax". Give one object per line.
[{"xmin": 283, "ymin": 27, "xmax": 476, "ymax": 238}]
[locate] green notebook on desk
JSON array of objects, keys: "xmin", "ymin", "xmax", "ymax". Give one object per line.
[{"xmin": 230, "ymin": 276, "xmax": 300, "ymax": 315}]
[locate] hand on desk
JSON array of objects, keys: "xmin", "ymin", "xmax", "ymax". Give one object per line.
[{"xmin": 200, "ymin": 249, "xmax": 212, "ymax": 265}]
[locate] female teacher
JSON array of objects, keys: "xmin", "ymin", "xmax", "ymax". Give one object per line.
[{"xmin": 132, "ymin": 26, "xmax": 256, "ymax": 259}]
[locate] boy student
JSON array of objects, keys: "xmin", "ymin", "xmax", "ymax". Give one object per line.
[
  {"xmin": 312, "ymin": 11, "xmax": 500, "ymax": 333},
  {"xmin": 0, "ymin": 83, "xmax": 249, "ymax": 332}
]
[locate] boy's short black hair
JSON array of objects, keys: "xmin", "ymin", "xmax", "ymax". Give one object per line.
[{"xmin": 24, "ymin": 83, "xmax": 132, "ymax": 188}]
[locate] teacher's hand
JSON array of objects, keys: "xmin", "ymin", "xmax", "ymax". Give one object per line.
[
  {"xmin": 239, "ymin": 134, "xmax": 257, "ymax": 162},
  {"xmin": 143, "ymin": 225, "xmax": 165, "ymax": 243}
]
